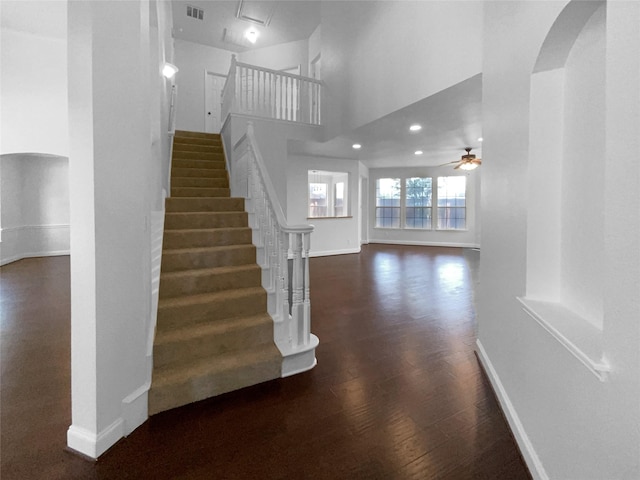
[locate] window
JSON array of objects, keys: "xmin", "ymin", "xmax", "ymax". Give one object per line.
[
  {"xmin": 375, "ymin": 178, "xmax": 401, "ymax": 227},
  {"xmin": 374, "ymin": 175, "xmax": 467, "ymax": 230},
  {"xmin": 308, "ymin": 170, "xmax": 349, "ymax": 218},
  {"xmin": 437, "ymin": 176, "xmax": 466, "ymax": 230},
  {"xmin": 405, "ymin": 177, "xmax": 432, "ymax": 229}
]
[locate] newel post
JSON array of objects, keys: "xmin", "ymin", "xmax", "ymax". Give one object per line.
[{"xmin": 291, "ymin": 233, "xmax": 304, "ymax": 347}]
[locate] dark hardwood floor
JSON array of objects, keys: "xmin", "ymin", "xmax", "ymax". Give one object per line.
[{"xmin": 1, "ymin": 245, "xmax": 531, "ymax": 479}]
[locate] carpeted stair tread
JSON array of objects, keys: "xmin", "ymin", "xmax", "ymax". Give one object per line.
[
  {"xmin": 172, "ymin": 159, "xmax": 226, "ymax": 170},
  {"xmin": 151, "ymin": 343, "xmax": 280, "ymax": 388},
  {"xmin": 153, "ymin": 314, "xmax": 275, "ymax": 368},
  {"xmin": 172, "ymin": 144, "xmax": 223, "ymax": 154},
  {"xmin": 171, "ymin": 177, "xmax": 229, "ymax": 188},
  {"xmin": 164, "ymin": 211, "xmax": 248, "ymax": 229},
  {"xmin": 156, "ymin": 287, "xmax": 267, "ymax": 330},
  {"xmin": 172, "ymin": 151, "xmax": 225, "ymax": 161},
  {"xmin": 173, "ymin": 137, "xmax": 222, "ymax": 146},
  {"xmin": 159, "ymin": 263, "xmax": 261, "ymax": 298},
  {"xmin": 171, "ymin": 186, "xmax": 229, "ymax": 198},
  {"xmin": 163, "ymin": 227, "xmax": 252, "ymax": 249},
  {"xmin": 171, "ymin": 167, "xmax": 228, "ymax": 178},
  {"xmin": 166, "ymin": 197, "xmax": 243, "ymax": 212},
  {"xmin": 161, "ymin": 244, "xmax": 256, "ymax": 272},
  {"xmin": 148, "ymin": 343, "xmax": 281, "ymax": 415},
  {"xmin": 175, "ymin": 130, "xmax": 220, "ymax": 139},
  {"xmin": 155, "ymin": 312, "xmax": 273, "ymax": 346}
]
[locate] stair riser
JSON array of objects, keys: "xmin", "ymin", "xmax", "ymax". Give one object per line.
[
  {"xmin": 161, "ymin": 246, "xmax": 257, "ymax": 272},
  {"xmin": 166, "ymin": 197, "xmax": 243, "ymax": 212},
  {"xmin": 171, "ymin": 187, "xmax": 231, "ymax": 198},
  {"xmin": 159, "ymin": 266, "xmax": 261, "ymax": 298},
  {"xmin": 165, "ymin": 212, "xmax": 248, "ymax": 230},
  {"xmin": 157, "ymin": 291, "xmax": 267, "ymax": 331},
  {"xmin": 153, "ymin": 321, "xmax": 274, "ymax": 369},
  {"xmin": 174, "ymin": 137, "xmax": 222, "ymax": 147},
  {"xmin": 163, "ymin": 228, "xmax": 252, "ymax": 250},
  {"xmin": 172, "ymin": 151, "xmax": 225, "ymax": 161},
  {"xmin": 148, "ymin": 356, "xmax": 280, "ymax": 415},
  {"xmin": 173, "ymin": 159, "xmax": 226, "ymax": 170},
  {"xmin": 175, "ymin": 130, "xmax": 221, "ymax": 140},
  {"xmin": 171, "ymin": 177, "xmax": 229, "ymax": 188},
  {"xmin": 173, "ymin": 144, "xmax": 223, "ymax": 153},
  {"xmin": 171, "ymin": 168, "xmax": 227, "ymax": 178}
]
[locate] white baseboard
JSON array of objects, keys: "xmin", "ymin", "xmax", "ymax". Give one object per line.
[
  {"xmin": 1, "ymin": 224, "xmax": 70, "ymax": 266},
  {"xmin": 121, "ymin": 382, "xmax": 150, "ymax": 436},
  {"xmin": 369, "ymin": 239, "xmax": 480, "ymax": 249},
  {"xmin": 475, "ymin": 339, "xmax": 548, "ymax": 480},
  {"xmin": 309, "ymin": 247, "xmax": 361, "ymax": 257},
  {"xmin": 1, "ymin": 249, "xmax": 70, "ymax": 266},
  {"xmin": 67, "ymin": 418, "xmax": 124, "ymax": 459}
]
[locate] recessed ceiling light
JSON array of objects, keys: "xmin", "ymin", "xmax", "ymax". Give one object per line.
[
  {"xmin": 477, "ymin": 137, "xmax": 483, "ymax": 142},
  {"xmin": 352, "ymin": 144, "xmax": 362, "ymax": 150},
  {"xmin": 414, "ymin": 150, "xmax": 423, "ymax": 155},
  {"xmin": 409, "ymin": 124, "xmax": 422, "ymax": 132}
]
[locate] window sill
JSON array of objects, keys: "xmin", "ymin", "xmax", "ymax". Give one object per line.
[
  {"xmin": 516, "ymin": 297, "xmax": 609, "ymax": 381},
  {"xmin": 371, "ymin": 227, "xmax": 468, "ymax": 232},
  {"xmin": 307, "ymin": 216, "xmax": 353, "ymax": 220}
]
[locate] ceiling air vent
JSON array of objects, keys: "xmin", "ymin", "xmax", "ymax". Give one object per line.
[{"xmin": 187, "ymin": 5, "xmax": 204, "ymax": 20}]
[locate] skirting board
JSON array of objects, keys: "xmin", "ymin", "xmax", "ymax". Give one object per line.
[
  {"xmin": 475, "ymin": 339, "xmax": 549, "ymax": 480},
  {"xmin": 1, "ymin": 249, "xmax": 70, "ymax": 266},
  {"xmin": 309, "ymin": 247, "xmax": 361, "ymax": 258},
  {"xmin": 67, "ymin": 418, "xmax": 124, "ymax": 459},
  {"xmin": 369, "ymin": 239, "xmax": 480, "ymax": 249}
]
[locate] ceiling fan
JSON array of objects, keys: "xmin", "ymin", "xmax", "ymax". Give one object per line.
[{"xmin": 439, "ymin": 148, "xmax": 482, "ymax": 170}]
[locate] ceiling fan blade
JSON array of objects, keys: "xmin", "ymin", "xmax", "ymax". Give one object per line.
[
  {"xmin": 438, "ymin": 160, "xmax": 460, "ymax": 167},
  {"xmin": 453, "ymin": 163, "xmax": 463, "ymax": 170}
]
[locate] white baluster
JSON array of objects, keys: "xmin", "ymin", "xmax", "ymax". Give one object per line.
[{"xmin": 303, "ymin": 232, "xmax": 311, "ymax": 346}]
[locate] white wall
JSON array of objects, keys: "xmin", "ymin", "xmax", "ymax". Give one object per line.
[
  {"xmin": 239, "ymin": 38, "xmax": 309, "ymax": 76},
  {"xmin": 174, "ymin": 38, "xmax": 233, "ymax": 132},
  {"xmin": 222, "ymin": 114, "xmax": 323, "ymax": 215},
  {"xmin": 287, "ymin": 155, "xmax": 360, "ymax": 257},
  {"xmin": 319, "ymin": 1, "xmax": 482, "ymax": 137},
  {"xmin": 368, "ymin": 166, "xmax": 480, "ymax": 248},
  {"xmin": 0, "ymin": 154, "xmax": 69, "ymax": 265},
  {"xmin": 0, "ymin": 27, "xmax": 68, "ymax": 156},
  {"xmin": 66, "ymin": 0, "xmax": 175, "ymax": 459},
  {"xmin": 477, "ymin": 1, "xmax": 640, "ymax": 479}
]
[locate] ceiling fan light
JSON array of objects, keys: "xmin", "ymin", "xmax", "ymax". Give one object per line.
[{"xmin": 459, "ymin": 162, "xmax": 478, "ymax": 171}]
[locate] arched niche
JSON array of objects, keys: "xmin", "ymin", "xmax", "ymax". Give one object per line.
[{"xmin": 521, "ymin": 0, "xmax": 608, "ymax": 379}]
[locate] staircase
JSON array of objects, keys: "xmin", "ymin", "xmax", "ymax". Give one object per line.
[{"xmin": 148, "ymin": 130, "xmax": 282, "ymax": 416}]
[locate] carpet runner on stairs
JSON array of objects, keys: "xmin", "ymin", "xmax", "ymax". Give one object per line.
[{"xmin": 149, "ymin": 130, "xmax": 282, "ymax": 416}]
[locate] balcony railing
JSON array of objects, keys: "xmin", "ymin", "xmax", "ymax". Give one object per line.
[{"xmin": 222, "ymin": 55, "xmax": 322, "ymax": 125}]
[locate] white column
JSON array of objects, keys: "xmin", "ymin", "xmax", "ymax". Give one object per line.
[{"xmin": 67, "ymin": 0, "xmax": 152, "ymax": 458}]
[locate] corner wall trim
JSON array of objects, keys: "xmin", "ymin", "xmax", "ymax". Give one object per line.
[
  {"xmin": 67, "ymin": 418, "xmax": 124, "ymax": 459},
  {"xmin": 475, "ymin": 339, "xmax": 549, "ymax": 480}
]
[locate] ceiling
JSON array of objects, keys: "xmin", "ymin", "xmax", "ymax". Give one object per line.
[
  {"xmin": 171, "ymin": 0, "xmax": 321, "ymax": 52},
  {"xmin": 0, "ymin": 1, "xmax": 66, "ymax": 39},
  {"xmin": 290, "ymin": 73, "xmax": 483, "ymax": 169},
  {"xmin": 1, "ymin": 0, "xmax": 481, "ymax": 170}
]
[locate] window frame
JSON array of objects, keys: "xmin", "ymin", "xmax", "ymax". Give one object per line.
[{"xmin": 373, "ymin": 175, "xmax": 467, "ymax": 231}]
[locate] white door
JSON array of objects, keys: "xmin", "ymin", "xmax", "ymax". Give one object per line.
[{"xmin": 204, "ymin": 72, "xmax": 226, "ymax": 133}]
